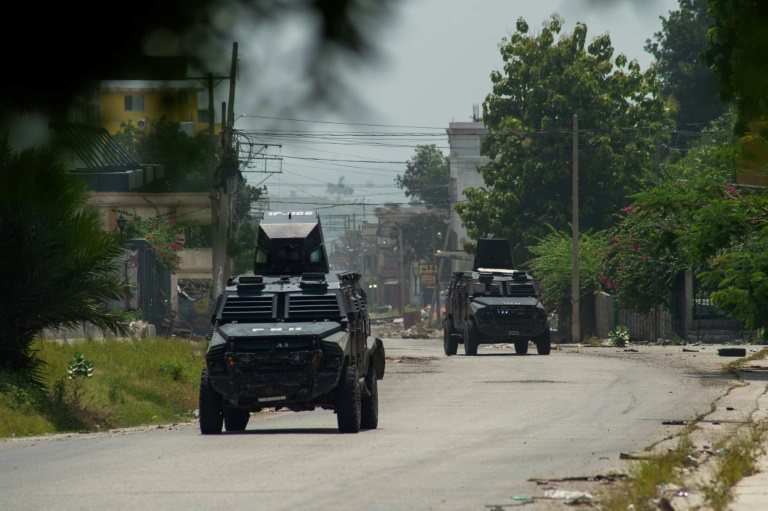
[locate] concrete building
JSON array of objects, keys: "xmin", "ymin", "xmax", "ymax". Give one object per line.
[
  {"xmin": 447, "ymin": 120, "xmax": 490, "ymax": 272},
  {"xmin": 100, "ymin": 80, "xmax": 221, "ymax": 136}
]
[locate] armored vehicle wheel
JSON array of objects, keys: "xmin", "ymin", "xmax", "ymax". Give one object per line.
[
  {"xmin": 360, "ymin": 364, "xmax": 378, "ymax": 430},
  {"xmin": 536, "ymin": 330, "xmax": 551, "ymax": 355},
  {"xmin": 443, "ymin": 319, "xmax": 458, "ymax": 356},
  {"xmin": 514, "ymin": 340, "xmax": 529, "ymax": 355},
  {"xmin": 464, "ymin": 319, "xmax": 479, "ymax": 356},
  {"xmin": 336, "ymin": 364, "xmax": 361, "ymax": 433},
  {"xmin": 224, "ymin": 409, "xmax": 250, "ymax": 432},
  {"xmin": 199, "ymin": 368, "xmax": 223, "ymax": 434}
]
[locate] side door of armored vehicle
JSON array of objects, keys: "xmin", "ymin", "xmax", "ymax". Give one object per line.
[{"xmin": 453, "ymin": 278, "xmax": 470, "ymax": 335}]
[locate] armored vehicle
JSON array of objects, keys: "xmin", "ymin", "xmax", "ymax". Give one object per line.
[
  {"xmin": 443, "ymin": 239, "xmax": 550, "ymax": 356},
  {"xmin": 199, "ymin": 211, "xmax": 385, "ymax": 434}
]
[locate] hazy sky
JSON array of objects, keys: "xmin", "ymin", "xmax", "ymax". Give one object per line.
[{"xmin": 233, "ymin": 0, "xmax": 680, "ymax": 208}]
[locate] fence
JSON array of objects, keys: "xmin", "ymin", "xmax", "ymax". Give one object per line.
[{"xmin": 595, "ymin": 292, "xmax": 676, "ymax": 342}]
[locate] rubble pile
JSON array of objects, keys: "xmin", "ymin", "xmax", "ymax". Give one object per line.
[{"xmin": 370, "ymin": 317, "xmax": 442, "ymax": 339}]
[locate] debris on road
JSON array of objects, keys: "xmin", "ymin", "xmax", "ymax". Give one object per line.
[{"xmin": 718, "ymin": 347, "xmax": 747, "ymax": 357}]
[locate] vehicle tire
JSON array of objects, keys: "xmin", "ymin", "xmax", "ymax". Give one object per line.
[
  {"xmin": 360, "ymin": 364, "xmax": 378, "ymax": 430},
  {"xmin": 464, "ymin": 319, "xmax": 479, "ymax": 356},
  {"xmin": 199, "ymin": 368, "xmax": 223, "ymax": 435},
  {"xmin": 336, "ymin": 364, "xmax": 361, "ymax": 433},
  {"xmin": 224, "ymin": 409, "xmax": 250, "ymax": 432},
  {"xmin": 514, "ymin": 340, "xmax": 529, "ymax": 355},
  {"xmin": 443, "ymin": 318, "xmax": 458, "ymax": 356},
  {"xmin": 536, "ymin": 329, "xmax": 551, "ymax": 356}
]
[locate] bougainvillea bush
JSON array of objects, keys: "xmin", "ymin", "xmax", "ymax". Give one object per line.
[{"xmin": 115, "ymin": 201, "xmax": 201, "ymax": 274}]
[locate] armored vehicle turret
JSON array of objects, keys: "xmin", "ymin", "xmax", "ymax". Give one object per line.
[
  {"xmin": 199, "ymin": 211, "xmax": 385, "ymax": 434},
  {"xmin": 443, "ymin": 238, "xmax": 550, "ymax": 356}
]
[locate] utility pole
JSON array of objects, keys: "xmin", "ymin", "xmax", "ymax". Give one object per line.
[
  {"xmin": 572, "ymin": 114, "xmax": 580, "ymax": 343},
  {"xmin": 398, "ymin": 226, "xmax": 405, "ymax": 315},
  {"xmin": 211, "ymin": 42, "xmax": 238, "ymax": 298}
]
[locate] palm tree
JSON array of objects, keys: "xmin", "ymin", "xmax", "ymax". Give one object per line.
[
  {"xmin": 0, "ymin": 135, "xmax": 131, "ymax": 382},
  {"xmin": 326, "ymin": 176, "xmax": 354, "ymax": 201}
]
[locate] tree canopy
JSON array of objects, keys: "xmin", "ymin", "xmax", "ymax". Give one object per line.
[
  {"xmin": 456, "ymin": 15, "xmax": 674, "ymax": 263},
  {"xmin": 114, "ymin": 117, "xmax": 214, "ymax": 193},
  {"xmin": 395, "ymin": 144, "xmax": 450, "ymax": 210},
  {"xmin": 703, "ymin": 0, "xmax": 768, "ymax": 132},
  {"xmin": 644, "ymin": 0, "xmax": 725, "ymax": 140},
  {"xmin": 599, "ymin": 110, "xmax": 742, "ymax": 315}
]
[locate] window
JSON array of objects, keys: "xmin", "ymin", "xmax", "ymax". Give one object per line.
[{"xmin": 124, "ymin": 95, "xmax": 144, "ymax": 112}]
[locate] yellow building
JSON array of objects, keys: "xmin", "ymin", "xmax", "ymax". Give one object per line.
[{"xmin": 100, "ymin": 80, "xmax": 222, "ymax": 136}]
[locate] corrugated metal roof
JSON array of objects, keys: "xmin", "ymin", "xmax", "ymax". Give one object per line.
[{"xmin": 50, "ymin": 121, "xmax": 139, "ymax": 172}]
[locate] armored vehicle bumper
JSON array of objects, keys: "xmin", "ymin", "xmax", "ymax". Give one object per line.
[
  {"xmin": 205, "ymin": 322, "xmax": 349, "ymax": 408},
  {"xmin": 470, "ymin": 297, "xmax": 548, "ymax": 342}
]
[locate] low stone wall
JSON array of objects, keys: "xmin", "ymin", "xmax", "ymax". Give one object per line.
[{"xmin": 40, "ymin": 321, "xmax": 156, "ymax": 341}]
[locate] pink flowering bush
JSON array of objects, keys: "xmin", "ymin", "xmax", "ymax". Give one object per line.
[
  {"xmin": 599, "ymin": 188, "xmax": 693, "ymax": 314},
  {"xmin": 114, "ymin": 202, "xmax": 200, "ymax": 274}
]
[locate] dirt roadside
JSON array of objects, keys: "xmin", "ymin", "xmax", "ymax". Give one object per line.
[{"xmin": 515, "ymin": 342, "xmax": 768, "ymax": 511}]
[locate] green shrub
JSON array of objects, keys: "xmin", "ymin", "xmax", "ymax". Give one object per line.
[{"xmin": 608, "ymin": 325, "xmax": 630, "ymax": 347}]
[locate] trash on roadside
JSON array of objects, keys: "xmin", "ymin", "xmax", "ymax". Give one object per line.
[
  {"xmin": 621, "ymin": 452, "xmax": 656, "ymax": 460},
  {"xmin": 682, "ymin": 348, "xmax": 699, "ymax": 352},
  {"xmin": 510, "ymin": 496, "xmax": 529, "ymax": 501},
  {"xmin": 718, "ymin": 348, "xmax": 747, "ymax": 357},
  {"xmin": 726, "ymin": 406, "xmax": 735, "ymax": 411},
  {"xmin": 542, "ymin": 489, "xmax": 594, "ymax": 502},
  {"xmin": 662, "ymin": 420, "xmax": 687, "ymax": 426},
  {"xmin": 716, "ymin": 449, "xmax": 727, "ymax": 456}
]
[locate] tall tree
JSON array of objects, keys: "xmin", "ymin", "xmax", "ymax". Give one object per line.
[
  {"xmin": 644, "ymin": 0, "xmax": 725, "ymax": 140},
  {"xmin": 456, "ymin": 15, "xmax": 673, "ymax": 263},
  {"xmin": 114, "ymin": 117, "xmax": 214, "ymax": 192},
  {"xmin": 0, "ymin": 136, "xmax": 130, "ymax": 378},
  {"xmin": 703, "ymin": 0, "xmax": 768, "ymax": 133},
  {"xmin": 395, "ymin": 145, "xmax": 450, "ymax": 210}
]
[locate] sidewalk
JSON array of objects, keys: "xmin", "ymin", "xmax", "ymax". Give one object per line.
[{"xmin": 728, "ymin": 356, "xmax": 768, "ymax": 511}]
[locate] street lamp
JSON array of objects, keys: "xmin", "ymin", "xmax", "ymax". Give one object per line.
[{"xmin": 116, "ymin": 213, "xmax": 126, "ymax": 233}]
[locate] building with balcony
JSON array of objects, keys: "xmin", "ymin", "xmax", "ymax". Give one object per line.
[{"xmin": 100, "ymin": 80, "xmax": 222, "ymax": 136}]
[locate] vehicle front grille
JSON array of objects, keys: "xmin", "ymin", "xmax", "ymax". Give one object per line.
[
  {"xmin": 232, "ymin": 336, "xmax": 317, "ymax": 372},
  {"xmin": 287, "ymin": 295, "xmax": 341, "ymax": 320},
  {"xmin": 488, "ymin": 306, "xmax": 534, "ymax": 328},
  {"xmin": 507, "ymin": 284, "xmax": 536, "ymax": 297},
  {"xmin": 221, "ymin": 295, "xmax": 274, "ymax": 321}
]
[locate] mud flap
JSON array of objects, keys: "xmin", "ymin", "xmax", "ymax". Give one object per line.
[{"xmin": 366, "ymin": 336, "xmax": 386, "ymax": 379}]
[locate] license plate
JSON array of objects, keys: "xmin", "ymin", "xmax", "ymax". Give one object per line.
[
  {"xmin": 508, "ymin": 331, "xmax": 519, "ymax": 336},
  {"xmin": 258, "ymin": 396, "xmax": 285, "ymax": 403}
]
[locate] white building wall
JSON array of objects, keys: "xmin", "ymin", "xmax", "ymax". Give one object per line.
[{"xmin": 447, "ymin": 121, "xmax": 490, "ymax": 272}]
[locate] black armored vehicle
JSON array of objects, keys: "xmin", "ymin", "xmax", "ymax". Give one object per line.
[
  {"xmin": 199, "ymin": 211, "xmax": 385, "ymax": 434},
  {"xmin": 443, "ymin": 239, "xmax": 550, "ymax": 356}
]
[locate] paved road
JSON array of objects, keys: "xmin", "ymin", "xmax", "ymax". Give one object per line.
[{"xmin": 0, "ymin": 339, "xmax": 737, "ymax": 511}]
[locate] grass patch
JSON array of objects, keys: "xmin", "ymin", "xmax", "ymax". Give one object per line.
[
  {"xmin": 582, "ymin": 337, "xmax": 605, "ymax": 347},
  {"xmin": 0, "ymin": 337, "xmax": 206, "ymax": 438},
  {"xmin": 600, "ymin": 435, "xmax": 695, "ymax": 511},
  {"xmin": 701, "ymin": 423, "xmax": 768, "ymax": 511}
]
